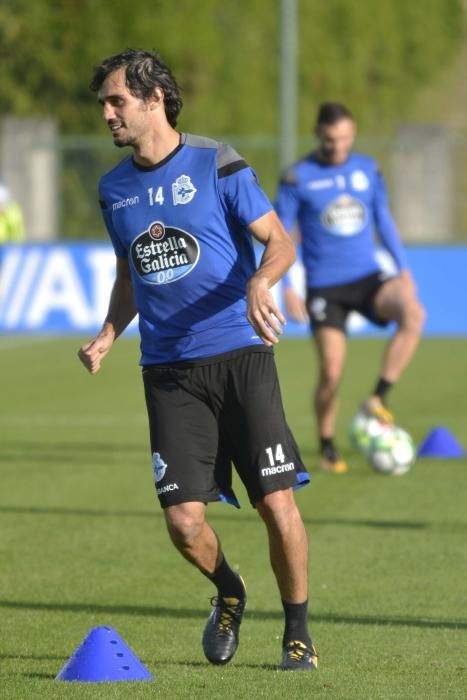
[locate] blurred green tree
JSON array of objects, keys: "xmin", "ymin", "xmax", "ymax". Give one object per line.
[
  {"xmin": 0, "ymin": 0, "xmax": 463, "ymax": 238},
  {"xmin": 0, "ymin": 0, "xmax": 463, "ymax": 134}
]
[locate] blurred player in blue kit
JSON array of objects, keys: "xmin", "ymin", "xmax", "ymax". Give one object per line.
[
  {"xmin": 78, "ymin": 49, "xmax": 317, "ymax": 671},
  {"xmin": 275, "ymin": 103, "xmax": 425, "ymax": 474}
]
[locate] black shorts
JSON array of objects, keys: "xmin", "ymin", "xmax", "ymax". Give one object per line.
[
  {"xmin": 306, "ymin": 271, "xmax": 392, "ymax": 333},
  {"xmin": 142, "ymin": 346, "xmax": 309, "ymax": 509}
]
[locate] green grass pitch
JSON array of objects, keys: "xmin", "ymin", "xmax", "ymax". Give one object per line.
[{"xmin": 0, "ymin": 336, "xmax": 466, "ymax": 699}]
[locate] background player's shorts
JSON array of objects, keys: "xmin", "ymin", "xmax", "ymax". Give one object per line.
[
  {"xmin": 306, "ymin": 271, "xmax": 392, "ymax": 333},
  {"xmin": 142, "ymin": 346, "xmax": 309, "ymax": 509}
]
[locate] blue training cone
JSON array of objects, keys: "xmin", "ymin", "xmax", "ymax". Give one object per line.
[
  {"xmin": 55, "ymin": 626, "xmax": 153, "ymax": 682},
  {"xmin": 417, "ymin": 426, "xmax": 465, "ymax": 458}
]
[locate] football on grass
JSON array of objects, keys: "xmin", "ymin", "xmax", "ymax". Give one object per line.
[
  {"xmin": 349, "ymin": 411, "xmax": 387, "ymax": 453},
  {"xmin": 367, "ymin": 426, "xmax": 416, "ymax": 475}
]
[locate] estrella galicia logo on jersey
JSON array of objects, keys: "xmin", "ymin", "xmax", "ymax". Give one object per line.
[
  {"xmin": 149, "ymin": 222, "xmax": 165, "ymax": 240},
  {"xmin": 130, "ymin": 221, "xmax": 200, "ymax": 285},
  {"xmin": 152, "ymin": 452, "xmax": 168, "ymax": 482},
  {"xmin": 172, "ymin": 174, "xmax": 197, "ymax": 205},
  {"xmin": 321, "ymin": 195, "xmax": 367, "ymax": 236}
]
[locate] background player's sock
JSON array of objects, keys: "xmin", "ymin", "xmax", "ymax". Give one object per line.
[
  {"xmin": 372, "ymin": 377, "xmax": 393, "ymax": 404},
  {"xmin": 282, "ymin": 599, "xmax": 312, "ymax": 647},
  {"xmin": 320, "ymin": 436, "xmax": 337, "ymax": 460},
  {"xmin": 204, "ymin": 555, "xmax": 245, "ymax": 599}
]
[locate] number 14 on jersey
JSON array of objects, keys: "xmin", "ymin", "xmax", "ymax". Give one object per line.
[{"xmin": 148, "ymin": 186, "xmax": 164, "ymax": 206}]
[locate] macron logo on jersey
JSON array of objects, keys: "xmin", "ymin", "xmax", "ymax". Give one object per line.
[
  {"xmin": 307, "ymin": 178, "xmax": 334, "ymax": 191},
  {"xmin": 112, "ymin": 195, "xmax": 140, "ymax": 211}
]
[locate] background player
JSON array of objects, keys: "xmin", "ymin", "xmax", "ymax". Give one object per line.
[
  {"xmin": 0, "ymin": 181, "xmax": 25, "ymax": 243},
  {"xmin": 78, "ymin": 49, "xmax": 317, "ymax": 671},
  {"xmin": 275, "ymin": 102, "xmax": 425, "ymax": 474}
]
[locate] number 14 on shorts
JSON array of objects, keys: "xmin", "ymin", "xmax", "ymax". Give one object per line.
[{"xmin": 265, "ymin": 443, "xmax": 285, "ymax": 467}]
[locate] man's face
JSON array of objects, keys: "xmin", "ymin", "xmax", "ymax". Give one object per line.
[
  {"xmin": 97, "ymin": 67, "xmax": 152, "ymax": 148},
  {"xmin": 316, "ymin": 118, "xmax": 355, "ymax": 165}
]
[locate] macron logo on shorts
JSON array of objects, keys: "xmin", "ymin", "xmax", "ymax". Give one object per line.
[{"xmin": 261, "ymin": 462, "xmax": 295, "ymax": 477}]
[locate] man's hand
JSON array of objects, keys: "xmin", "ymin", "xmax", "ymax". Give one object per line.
[
  {"xmin": 78, "ymin": 331, "xmax": 115, "ymax": 374},
  {"xmin": 247, "ymin": 276, "xmax": 286, "ymax": 346},
  {"xmin": 284, "ymin": 286, "xmax": 308, "ymax": 324}
]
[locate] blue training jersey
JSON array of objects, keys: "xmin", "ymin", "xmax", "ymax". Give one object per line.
[
  {"xmin": 275, "ymin": 151, "xmax": 407, "ymax": 288},
  {"xmin": 98, "ymin": 133, "xmax": 273, "ymax": 364}
]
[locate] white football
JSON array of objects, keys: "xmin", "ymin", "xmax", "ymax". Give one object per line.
[
  {"xmin": 367, "ymin": 426, "xmax": 416, "ymax": 475},
  {"xmin": 349, "ymin": 411, "xmax": 387, "ymax": 454}
]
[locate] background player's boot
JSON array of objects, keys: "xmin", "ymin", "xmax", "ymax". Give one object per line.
[
  {"xmin": 319, "ymin": 443, "xmax": 348, "ymax": 474},
  {"xmin": 202, "ymin": 579, "xmax": 247, "ymax": 665},
  {"xmin": 362, "ymin": 396, "xmax": 394, "ymax": 424},
  {"xmin": 278, "ymin": 640, "xmax": 318, "ymax": 671}
]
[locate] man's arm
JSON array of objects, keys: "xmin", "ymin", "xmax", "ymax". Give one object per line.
[
  {"xmin": 372, "ymin": 170, "xmax": 420, "ymax": 292},
  {"xmin": 373, "ymin": 169, "xmax": 408, "ymax": 271},
  {"xmin": 78, "ymin": 257, "xmax": 137, "ymax": 374},
  {"xmin": 246, "ymin": 209, "xmax": 296, "ymax": 346},
  {"xmin": 274, "ymin": 168, "xmax": 309, "ymax": 323}
]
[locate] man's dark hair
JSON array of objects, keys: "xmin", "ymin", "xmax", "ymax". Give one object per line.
[
  {"xmin": 316, "ymin": 102, "xmax": 353, "ymax": 127},
  {"xmin": 90, "ymin": 48, "xmax": 183, "ymax": 127}
]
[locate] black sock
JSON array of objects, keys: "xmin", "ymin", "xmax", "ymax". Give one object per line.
[
  {"xmin": 320, "ymin": 436, "xmax": 337, "ymax": 460},
  {"xmin": 282, "ymin": 599, "xmax": 312, "ymax": 648},
  {"xmin": 203, "ymin": 555, "xmax": 245, "ymax": 599},
  {"xmin": 373, "ymin": 377, "xmax": 393, "ymax": 403}
]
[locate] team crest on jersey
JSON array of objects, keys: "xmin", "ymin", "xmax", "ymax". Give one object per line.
[
  {"xmin": 172, "ymin": 174, "xmax": 197, "ymax": 205},
  {"xmin": 351, "ymin": 170, "xmax": 369, "ymax": 191},
  {"xmin": 152, "ymin": 452, "xmax": 168, "ymax": 482},
  {"xmin": 131, "ymin": 221, "xmax": 200, "ymax": 285}
]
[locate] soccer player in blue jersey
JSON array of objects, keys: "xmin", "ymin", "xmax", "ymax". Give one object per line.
[
  {"xmin": 78, "ymin": 49, "xmax": 317, "ymax": 671},
  {"xmin": 275, "ymin": 103, "xmax": 425, "ymax": 474}
]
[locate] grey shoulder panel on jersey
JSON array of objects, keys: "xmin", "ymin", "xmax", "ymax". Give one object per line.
[
  {"xmin": 182, "ymin": 133, "xmax": 248, "ymax": 178},
  {"xmin": 182, "ymin": 133, "xmax": 220, "ymax": 150},
  {"xmin": 215, "ymin": 142, "xmax": 243, "ymax": 169},
  {"xmin": 279, "ymin": 165, "xmax": 298, "ymax": 186},
  {"xmin": 216, "ymin": 143, "xmax": 248, "ymax": 178}
]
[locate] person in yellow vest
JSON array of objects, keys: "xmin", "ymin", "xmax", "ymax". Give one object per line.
[{"xmin": 0, "ymin": 183, "xmax": 25, "ymax": 243}]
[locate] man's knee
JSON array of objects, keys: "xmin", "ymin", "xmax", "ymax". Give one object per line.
[
  {"xmin": 164, "ymin": 502, "xmax": 206, "ymax": 548},
  {"xmin": 400, "ymin": 298, "xmax": 426, "ymax": 336},
  {"xmin": 318, "ymin": 363, "xmax": 342, "ymax": 392},
  {"xmin": 256, "ymin": 488, "xmax": 299, "ymax": 523}
]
